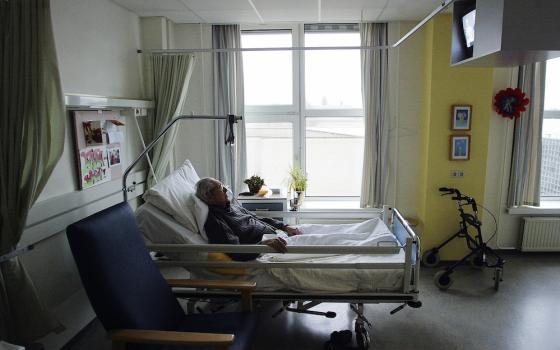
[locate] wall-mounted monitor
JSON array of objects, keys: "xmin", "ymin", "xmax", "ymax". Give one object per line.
[
  {"xmin": 462, "ymin": 9, "xmax": 476, "ymax": 49},
  {"xmin": 451, "ymin": 0, "xmax": 476, "ymax": 65}
]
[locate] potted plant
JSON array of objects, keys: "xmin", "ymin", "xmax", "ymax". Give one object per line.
[
  {"xmin": 288, "ymin": 166, "xmax": 307, "ymax": 210},
  {"xmin": 244, "ymin": 175, "xmax": 265, "ymax": 194}
]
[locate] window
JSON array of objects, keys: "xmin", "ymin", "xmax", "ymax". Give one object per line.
[
  {"xmin": 305, "ymin": 118, "xmax": 364, "ymax": 196},
  {"xmin": 242, "ymin": 31, "xmax": 293, "ymax": 106},
  {"xmin": 304, "ymin": 30, "xmax": 362, "ymax": 110},
  {"xmin": 540, "ymin": 57, "xmax": 560, "ymax": 199},
  {"xmin": 242, "ymin": 24, "xmax": 364, "ymax": 197},
  {"xmin": 246, "ymin": 122, "xmax": 293, "ymax": 189}
]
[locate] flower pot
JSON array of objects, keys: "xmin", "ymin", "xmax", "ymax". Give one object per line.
[{"xmin": 290, "ymin": 191, "xmax": 305, "ymax": 211}]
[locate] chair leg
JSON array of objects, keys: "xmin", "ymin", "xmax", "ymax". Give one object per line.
[{"xmin": 241, "ymin": 290, "xmax": 253, "ymax": 311}]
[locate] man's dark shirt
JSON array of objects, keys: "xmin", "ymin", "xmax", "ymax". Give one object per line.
[{"xmin": 205, "ymin": 201, "xmax": 286, "ymax": 261}]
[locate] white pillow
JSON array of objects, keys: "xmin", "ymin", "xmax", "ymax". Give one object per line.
[{"xmin": 143, "ymin": 160, "xmax": 208, "ymax": 237}]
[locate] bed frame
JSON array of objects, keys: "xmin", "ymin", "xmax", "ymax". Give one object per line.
[{"xmin": 146, "ymin": 206, "xmax": 421, "ymax": 349}]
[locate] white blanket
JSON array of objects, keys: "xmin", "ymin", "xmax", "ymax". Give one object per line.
[
  {"xmin": 258, "ymin": 218, "xmax": 405, "ymax": 292},
  {"xmin": 260, "ymin": 218, "xmax": 396, "ymax": 262}
]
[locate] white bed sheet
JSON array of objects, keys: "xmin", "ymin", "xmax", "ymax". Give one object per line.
[{"xmin": 136, "ymin": 203, "xmax": 405, "ymax": 293}]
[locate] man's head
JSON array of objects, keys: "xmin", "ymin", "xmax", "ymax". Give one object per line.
[{"xmin": 195, "ymin": 177, "xmax": 228, "ymax": 206}]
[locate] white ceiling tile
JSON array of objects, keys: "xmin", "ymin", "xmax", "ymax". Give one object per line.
[
  {"xmin": 262, "ymin": 10, "xmax": 318, "ymax": 23},
  {"xmin": 113, "ymin": 0, "xmax": 446, "ymax": 23},
  {"xmin": 112, "ymin": 0, "xmax": 185, "ymax": 12},
  {"xmin": 378, "ymin": 0, "xmax": 443, "ymax": 21},
  {"xmin": 195, "ymin": 10, "xmax": 263, "ymax": 24},
  {"xmin": 164, "ymin": 11, "xmax": 205, "ymax": 23},
  {"xmin": 183, "ymin": 0, "xmax": 252, "ymax": 11},
  {"xmin": 323, "ymin": 0, "xmax": 387, "ymax": 10},
  {"xmin": 252, "ymin": 0, "xmax": 316, "ymax": 22}
]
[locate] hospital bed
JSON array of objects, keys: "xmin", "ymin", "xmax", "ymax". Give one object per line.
[
  {"xmin": 136, "ymin": 188, "xmax": 420, "ymax": 349},
  {"xmin": 119, "ymin": 109, "xmax": 421, "ymax": 347}
]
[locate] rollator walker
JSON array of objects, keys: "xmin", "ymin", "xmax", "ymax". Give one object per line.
[{"xmin": 422, "ymin": 187, "xmax": 505, "ymax": 291}]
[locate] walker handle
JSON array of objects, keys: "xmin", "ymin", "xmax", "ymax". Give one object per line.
[{"xmin": 439, "ymin": 187, "xmax": 455, "ymax": 195}]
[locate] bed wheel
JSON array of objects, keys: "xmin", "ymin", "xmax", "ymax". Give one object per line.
[
  {"xmin": 493, "ymin": 267, "xmax": 503, "ymax": 291},
  {"xmin": 422, "ymin": 249, "xmax": 440, "ymax": 267},
  {"xmin": 355, "ymin": 322, "xmax": 370, "ymax": 350},
  {"xmin": 469, "ymin": 253, "xmax": 485, "ymax": 269},
  {"xmin": 434, "ymin": 270, "xmax": 453, "ymax": 290}
]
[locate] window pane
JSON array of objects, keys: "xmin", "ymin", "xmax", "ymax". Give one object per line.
[
  {"xmin": 242, "ymin": 31, "xmax": 293, "ymax": 106},
  {"xmin": 544, "ymin": 57, "xmax": 560, "ymax": 111},
  {"xmin": 304, "ymin": 32, "xmax": 362, "ymax": 110},
  {"xmin": 541, "ymin": 57, "xmax": 560, "ymax": 198},
  {"xmin": 305, "ymin": 118, "xmax": 364, "ymax": 196},
  {"xmin": 246, "ymin": 122, "xmax": 293, "ymax": 190}
]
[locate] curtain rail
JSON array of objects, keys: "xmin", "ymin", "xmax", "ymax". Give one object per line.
[
  {"xmin": 137, "ymin": 45, "xmax": 390, "ymax": 54},
  {"xmin": 137, "ymin": 0, "xmax": 455, "ymax": 54}
]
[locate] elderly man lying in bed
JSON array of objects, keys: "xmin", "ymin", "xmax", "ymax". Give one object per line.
[{"xmin": 195, "ymin": 177, "xmax": 302, "ymax": 261}]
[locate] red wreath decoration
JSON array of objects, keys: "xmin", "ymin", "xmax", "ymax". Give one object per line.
[{"xmin": 493, "ymin": 88, "xmax": 530, "ymax": 119}]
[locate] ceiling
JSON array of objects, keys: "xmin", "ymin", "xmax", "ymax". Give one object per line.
[{"xmin": 111, "ymin": 0, "xmax": 445, "ymax": 24}]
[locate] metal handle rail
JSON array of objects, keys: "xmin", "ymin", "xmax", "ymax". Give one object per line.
[
  {"xmin": 122, "ymin": 114, "xmax": 242, "ymax": 202},
  {"xmin": 146, "ymin": 243, "xmax": 400, "ymax": 255},
  {"xmin": 147, "ymin": 209, "xmax": 420, "ymax": 277},
  {"xmin": 392, "ymin": 209, "xmax": 421, "ymax": 293}
]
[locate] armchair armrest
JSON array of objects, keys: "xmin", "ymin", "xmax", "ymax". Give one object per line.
[
  {"xmin": 166, "ymin": 279, "xmax": 256, "ymax": 311},
  {"xmin": 111, "ymin": 329, "xmax": 234, "ymax": 350}
]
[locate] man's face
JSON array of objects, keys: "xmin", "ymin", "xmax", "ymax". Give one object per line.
[{"xmin": 207, "ymin": 180, "xmax": 229, "ymax": 206}]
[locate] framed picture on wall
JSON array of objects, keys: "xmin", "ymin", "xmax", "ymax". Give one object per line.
[
  {"xmin": 452, "ymin": 105, "xmax": 472, "ymax": 130},
  {"xmin": 450, "ymin": 135, "xmax": 470, "ymax": 160}
]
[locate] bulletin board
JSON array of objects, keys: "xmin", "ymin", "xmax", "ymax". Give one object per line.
[{"xmin": 72, "ymin": 110, "xmax": 125, "ymax": 190}]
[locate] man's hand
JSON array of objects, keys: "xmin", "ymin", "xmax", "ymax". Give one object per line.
[
  {"xmin": 260, "ymin": 237, "xmax": 288, "ymax": 253},
  {"xmin": 284, "ymin": 225, "xmax": 302, "ymax": 236}
]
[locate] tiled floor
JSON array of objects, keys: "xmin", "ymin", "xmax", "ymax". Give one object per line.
[{"xmin": 63, "ymin": 252, "xmax": 560, "ymax": 350}]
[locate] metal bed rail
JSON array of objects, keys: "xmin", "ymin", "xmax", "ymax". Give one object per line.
[
  {"xmin": 147, "ymin": 207, "xmax": 420, "ymax": 294},
  {"xmin": 391, "ymin": 208, "xmax": 421, "ymax": 293},
  {"xmin": 147, "ymin": 243, "xmax": 401, "ymax": 255}
]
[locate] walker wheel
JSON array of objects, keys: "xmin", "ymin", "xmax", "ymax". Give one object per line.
[
  {"xmin": 434, "ymin": 270, "xmax": 453, "ymax": 290},
  {"xmin": 469, "ymin": 254, "xmax": 485, "ymax": 270},
  {"xmin": 422, "ymin": 249, "xmax": 441, "ymax": 268},
  {"xmin": 355, "ymin": 322, "xmax": 370, "ymax": 350}
]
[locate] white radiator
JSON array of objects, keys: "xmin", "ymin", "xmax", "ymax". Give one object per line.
[{"xmin": 521, "ymin": 217, "xmax": 560, "ymax": 252}]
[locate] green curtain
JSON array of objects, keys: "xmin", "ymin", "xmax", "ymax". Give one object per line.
[
  {"xmin": 146, "ymin": 54, "xmax": 196, "ymax": 187},
  {"xmin": 360, "ymin": 23, "xmax": 389, "ymax": 208},
  {"xmin": 0, "ymin": 0, "xmax": 65, "ymax": 343},
  {"xmin": 508, "ymin": 63, "xmax": 546, "ymax": 207}
]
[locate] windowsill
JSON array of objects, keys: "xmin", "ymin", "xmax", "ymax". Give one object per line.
[
  {"xmin": 508, "ymin": 202, "xmax": 560, "ymax": 215},
  {"xmin": 300, "ymin": 200, "xmax": 362, "ymax": 210}
]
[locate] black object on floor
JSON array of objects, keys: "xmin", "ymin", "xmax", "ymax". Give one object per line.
[{"xmin": 324, "ymin": 330, "xmax": 354, "ymax": 350}]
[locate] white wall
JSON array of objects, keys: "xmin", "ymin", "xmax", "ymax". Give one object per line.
[
  {"xmin": 387, "ymin": 22, "xmax": 425, "ymax": 219},
  {"xmin": 39, "ymin": 0, "xmax": 143, "ymax": 201},
  {"xmin": 172, "ymin": 23, "xmax": 216, "ymax": 178},
  {"xmin": 51, "ymin": 0, "xmax": 142, "ymax": 97},
  {"xmin": 18, "ymin": 1, "xmax": 145, "ymax": 348}
]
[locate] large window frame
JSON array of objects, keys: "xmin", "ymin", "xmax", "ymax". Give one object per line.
[
  {"xmin": 540, "ymin": 58, "xmax": 560, "ymax": 202},
  {"xmin": 242, "ymin": 24, "xmax": 364, "ymax": 199}
]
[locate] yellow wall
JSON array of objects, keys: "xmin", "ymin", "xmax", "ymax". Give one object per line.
[{"xmin": 417, "ymin": 15, "xmax": 494, "ymax": 259}]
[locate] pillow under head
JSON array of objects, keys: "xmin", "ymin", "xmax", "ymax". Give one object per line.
[{"xmin": 143, "ymin": 160, "xmax": 208, "ymax": 239}]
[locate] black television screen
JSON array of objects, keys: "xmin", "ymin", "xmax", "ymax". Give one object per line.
[{"xmin": 462, "ymin": 9, "xmax": 476, "ymax": 48}]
